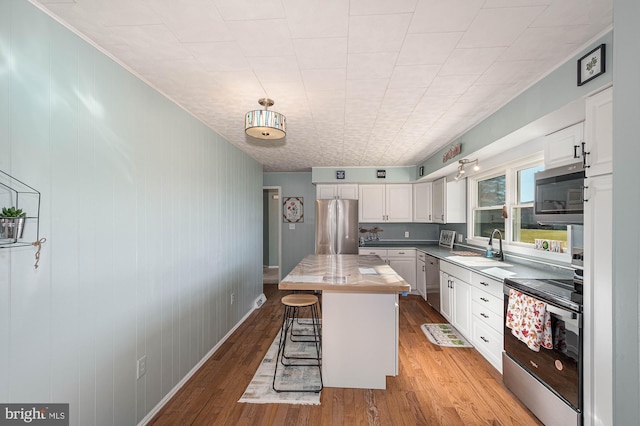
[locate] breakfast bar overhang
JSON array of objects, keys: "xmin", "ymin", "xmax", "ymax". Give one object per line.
[{"xmin": 279, "ymin": 254, "xmax": 411, "ymax": 389}]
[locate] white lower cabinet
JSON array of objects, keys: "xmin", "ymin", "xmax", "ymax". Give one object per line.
[
  {"xmin": 471, "ymin": 319, "xmax": 503, "ymax": 371},
  {"xmin": 416, "ymin": 251, "xmax": 427, "ymax": 300},
  {"xmin": 452, "ymin": 278, "xmax": 471, "ymax": 339},
  {"xmin": 440, "ymin": 271, "xmax": 452, "ymax": 321},
  {"xmin": 388, "ymin": 250, "xmax": 416, "ymax": 292},
  {"xmin": 439, "ymin": 261, "xmax": 471, "ymax": 340},
  {"xmin": 469, "ymin": 273, "xmax": 504, "ymax": 372},
  {"xmin": 359, "ymin": 248, "xmax": 416, "ymax": 291},
  {"xmin": 440, "ymin": 261, "xmax": 504, "ymax": 372}
]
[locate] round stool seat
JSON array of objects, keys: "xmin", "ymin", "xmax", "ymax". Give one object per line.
[{"xmin": 281, "ymin": 294, "xmax": 318, "ymax": 307}]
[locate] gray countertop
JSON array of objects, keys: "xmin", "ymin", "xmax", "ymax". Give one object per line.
[{"xmin": 359, "ymin": 241, "xmax": 574, "ymax": 282}]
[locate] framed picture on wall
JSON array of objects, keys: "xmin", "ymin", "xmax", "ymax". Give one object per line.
[
  {"xmin": 577, "ymin": 44, "xmax": 606, "ymax": 86},
  {"xmin": 283, "ymin": 197, "xmax": 304, "ymax": 223}
]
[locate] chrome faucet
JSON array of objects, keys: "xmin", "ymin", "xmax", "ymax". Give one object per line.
[{"xmin": 488, "ymin": 229, "xmax": 504, "ymax": 261}]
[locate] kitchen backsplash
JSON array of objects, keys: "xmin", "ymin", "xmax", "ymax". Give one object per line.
[{"xmin": 358, "ymin": 223, "xmax": 465, "ymax": 241}]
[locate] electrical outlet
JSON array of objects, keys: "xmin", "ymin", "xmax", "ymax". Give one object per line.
[
  {"xmin": 231, "ymin": 293, "xmax": 235, "ymax": 305},
  {"xmin": 404, "ymin": 231, "xmax": 409, "ymax": 238},
  {"xmin": 137, "ymin": 355, "xmax": 146, "ymax": 379}
]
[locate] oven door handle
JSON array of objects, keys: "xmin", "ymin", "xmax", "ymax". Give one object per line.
[
  {"xmin": 546, "ymin": 304, "xmax": 579, "ymax": 321},
  {"xmin": 504, "ymin": 284, "xmax": 582, "ymax": 325}
]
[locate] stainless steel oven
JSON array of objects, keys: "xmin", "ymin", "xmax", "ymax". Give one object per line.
[{"xmin": 503, "ymin": 277, "xmax": 582, "ymax": 426}]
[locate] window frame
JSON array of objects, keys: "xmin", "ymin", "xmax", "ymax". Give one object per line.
[{"xmin": 466, "ymin": 155, "xmax": 571, "ymax": 262}]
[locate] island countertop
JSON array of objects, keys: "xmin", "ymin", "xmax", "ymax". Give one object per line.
[{"xmin": 279, "ymin": 254, "xmax": 411, "ymax": 293}]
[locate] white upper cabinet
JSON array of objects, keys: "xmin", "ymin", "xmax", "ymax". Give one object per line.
[
  {"xmin": 431, "ymin": 177, "xmax": 465, "ymax": 224},
  {"xmin": 432, "ymin": 177, "xmax": 445, "ymax": 223},
  {"xmin": 584, "ymin": 87, "xmax": 613, "ymax": 177},
  {"xmin": 413, "ymin": 181, "xmax": 433, "ymax": 222},
  {"xmin": 446, "ymin": 178, "xmax": 466, "ymax": 224},
  {"xmin": 359, "ymin": 184, "xmax": 412, "ymax": 222},
  {"xmin": 385, "ymin": 184, "xmax": 413, "ymax": 222},
  {"xmin": 316, "ymin": 184, "xmax": 359, "ymax": 199},
  {"xmin": 359, "ymin": 184, "xmax": 386, "ymax": 222},
  {"xmin": 544, "ymin": 122, "xmax": 585, "ymax": 168}
]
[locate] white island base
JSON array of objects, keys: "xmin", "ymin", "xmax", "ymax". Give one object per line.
[{"xmin": 321, "ymin": 291, "xmax": 399, "ymax": 389}]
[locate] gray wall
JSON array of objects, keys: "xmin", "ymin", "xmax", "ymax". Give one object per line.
[
  {"xmin": 263, "ymin": 172, "xmax": 316, "ymax": 276},
  {"xmin": 613, "ymin": 0, "xmax": 640, "ymax": 422},
  {"xmin": 0, "ymin": 1, "xmax": 262, "ymax": 425}
]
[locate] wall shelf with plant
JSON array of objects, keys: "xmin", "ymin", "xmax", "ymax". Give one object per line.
[{"xmin": 0, "ymin": 170, "xmax": 41, "ymax": 249}]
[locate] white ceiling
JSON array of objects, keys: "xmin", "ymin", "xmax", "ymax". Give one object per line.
[{"xmin": 33, "ymin": 0, "xmax": 613, "ymax": 172}]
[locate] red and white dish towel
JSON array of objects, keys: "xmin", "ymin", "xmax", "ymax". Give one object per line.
[{"xmin": 505, "ymin": 289, "xmax": 553, "ymax": 352}]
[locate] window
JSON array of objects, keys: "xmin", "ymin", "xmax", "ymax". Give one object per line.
[
  {"xmin": 469, "ymin": 159, "xmax": 568, "ymax": 254},
  {"xmin": 473, "ymin": 174, "xmax": 506, "ymax": 239}
]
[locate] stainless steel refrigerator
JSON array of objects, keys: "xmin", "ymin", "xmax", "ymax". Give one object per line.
[{"xmin": 315, "ymin": 199, "xmax": 359, "ymax": 254}]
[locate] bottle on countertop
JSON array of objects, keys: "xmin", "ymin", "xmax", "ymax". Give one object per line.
[{"xmin": 486, "ymin": 245, "xmax": 493, "ymax": 258}]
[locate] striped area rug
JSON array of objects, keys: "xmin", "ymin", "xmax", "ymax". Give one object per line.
[{"xmin": 239, "ymin": 321, "xmax": 321, "ymax": 405}]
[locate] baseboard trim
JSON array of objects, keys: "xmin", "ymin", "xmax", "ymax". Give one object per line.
[
  {"xmin": 137, "ymin": 305, "xmax": 259, "ymax": 425},
  {"xmin": 254, "ymin": 293, "xmax": 267, "ymax": 308}
]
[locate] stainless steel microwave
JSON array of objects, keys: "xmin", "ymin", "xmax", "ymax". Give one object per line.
[{"xmin": 534, "ymin": 163, "xmax": 585, "ymax": 224}]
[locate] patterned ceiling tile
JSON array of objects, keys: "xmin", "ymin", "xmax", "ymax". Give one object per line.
[
  {"xmin": 34, "ymin": 0, "xmax": 613, "ymax": 171},
  {"xmin": 348, "ymin": 14, "xmax": 412, "ymax": 54}
]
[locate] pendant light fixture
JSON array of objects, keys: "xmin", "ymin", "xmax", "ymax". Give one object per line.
[{"xmin": 245, "ymin": 98, "xmax": 286, "ymax": 140}]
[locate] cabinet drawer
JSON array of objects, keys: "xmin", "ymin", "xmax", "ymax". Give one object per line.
[
  {"xmin": 470, "ymin": 286, "xmax": 503, "ymax": 317},
  {"xmin": 387, "ymin": 249, "xmax": 415, "ymax": 258},
  {"xmin": 472, "ymin": 300, "xmax": 503, "ymax": 332},
  {"xmin": 440, "ymin": 261, "xmax": 472, "ymax": 283},
  {"xmin": 472, "ymin": 319, "xmax": 503, "ymax": 373},
  {"xmin": 417, "ymin": 251, "xmax": 426, "ymax": 261},
  {"xmin": 359, "ymin": 248, "xmax": 387, "ymax": 257},
  {"xmin": 470, "ymin": 273, "xmax": 503, "ymax": 299}
]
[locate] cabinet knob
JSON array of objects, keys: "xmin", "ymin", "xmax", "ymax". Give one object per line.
[
  {"xmin": 480, "ymin": 336, "xmax": 489, "ymax": 343},
  {"xmin": 480, "ymin": 297, "xmax": 489, "ymax": 302},
  {"xmin": 480, "ymin": 281, "xmax": 489, "ymax": 287},
  {"xmin": 480, "ymin": 312, "xmax": 489, "ymax": 318}
]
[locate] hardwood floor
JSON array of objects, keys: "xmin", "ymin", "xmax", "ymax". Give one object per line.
[{"xmin": 149, "ymin": 285, "xmax": 542, "ymax": 425}]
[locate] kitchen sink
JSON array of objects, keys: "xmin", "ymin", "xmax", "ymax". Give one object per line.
[{"xmin": 445, "ymin": 255, "xmax": 513, "ymax": 268}]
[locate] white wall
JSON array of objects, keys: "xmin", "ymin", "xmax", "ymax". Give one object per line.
[{"xmin": 0, "ymin": 1, "xmax": 263, "ymax": 425}]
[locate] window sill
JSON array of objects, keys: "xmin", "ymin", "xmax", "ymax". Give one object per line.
[{"xmin": 465, "ymin": 237, "xmax": 571, "ymax": 266}]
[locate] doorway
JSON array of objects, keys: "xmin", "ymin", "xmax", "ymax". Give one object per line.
[{"xmin": 263, "ymin": 186, "xmax": 282, "ymax": 284}]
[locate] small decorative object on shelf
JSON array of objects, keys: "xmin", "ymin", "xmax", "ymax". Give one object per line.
[
  {"xmin": 0, "ymin": 169, "xmax": 41, "ymax": 250},
  {"xmin": 0, "ymin": 206, "xmax": 27, "ymax": 241}
]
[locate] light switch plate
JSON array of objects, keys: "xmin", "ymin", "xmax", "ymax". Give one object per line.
[{"xmin": 289, "ymin": 223, "xmax": 295, "ymax": 230}]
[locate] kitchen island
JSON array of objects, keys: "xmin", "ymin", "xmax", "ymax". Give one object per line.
[{"xmin": 279, "ymin": 254, "xmax": 411, "ymax": 389}]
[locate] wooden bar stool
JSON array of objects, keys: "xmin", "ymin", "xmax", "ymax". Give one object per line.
[{"xmin": 272, "ymin": 294, "xmax": 323, "ymax": 393}]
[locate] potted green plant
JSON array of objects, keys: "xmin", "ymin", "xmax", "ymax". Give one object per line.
[{"xmin": 0, "ymin": 206, "xmax": 27, "ymax": 241}]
